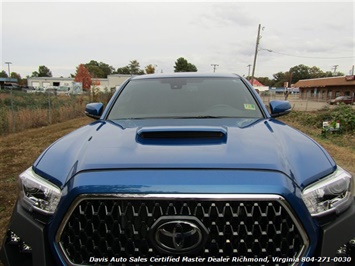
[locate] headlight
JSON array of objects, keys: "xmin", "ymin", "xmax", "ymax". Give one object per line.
[
  {"xmin": 19, "ymin": 167, "xmax": 61, "ymax": 215},
  {"xmin": 302, "ymin": 166, "xmax": 353, "ymax": 217}
]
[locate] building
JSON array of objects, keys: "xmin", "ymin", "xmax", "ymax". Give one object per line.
[
  {"xmin": 294, "ymin": 75, "xmax": 355, "ymax": 100},
  {"xmin": 0, "ymin": 77, "xmax": 18, "ymax": 88},
  {"xmin": 27, "ymin": 74, "xmax": 132, "ymax": 92},
  {"xmin": 248, "ymin": 78, "xmax": 269, "ymax": 92}
]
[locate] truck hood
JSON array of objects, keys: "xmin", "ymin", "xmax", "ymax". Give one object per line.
[{"xmin": 34, "ymin": 118, "xmax": 335, "ymax": 189}]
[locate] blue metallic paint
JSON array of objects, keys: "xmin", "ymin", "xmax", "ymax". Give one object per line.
[
  {"xmin": 47, "ymin": 169, "xmax": 319, "ymax": 263},
  {"xmin": 33, "ymin": 117, "xmax": 335, "ymax": 189}
]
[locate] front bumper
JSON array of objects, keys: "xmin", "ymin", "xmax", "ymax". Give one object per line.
[
  {"xmin": 0, "ymin": 201, "xmax": 56, "ymax": 266},
  {"xmin": 2, "ymin": 199, "xmax": 355, "ymax": 266}
]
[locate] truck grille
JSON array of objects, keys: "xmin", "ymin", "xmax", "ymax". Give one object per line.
[{"xmin": 56, "ymin": 194, "xmax": 308, "ymax": 265}]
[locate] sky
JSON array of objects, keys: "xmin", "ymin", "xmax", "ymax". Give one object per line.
[{"xmin": 1, "ymin": 0, "xmax": 354, "ymax": 79}]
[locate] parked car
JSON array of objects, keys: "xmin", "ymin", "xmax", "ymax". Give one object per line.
[
  {"xmin": 329, "ymin": 96, "xmax": 354, "ymax": 105},
  {"xmin": 21, "ymin": 86, "xmax": 36, "ymax": 93},
  {"xmin": 1, "ymin": 83, "xmax": 21, "ymax": 91},
  {"xmin": 44, "ymin": 87, "xmax": 57, "ymax": 95},
  {"xmin": 56, "ymin": 86, "xmax": 71, "ymax": 95},
  {"xmin": 1, "ymin": 73, "xmax": 355, "ymax": 266}
]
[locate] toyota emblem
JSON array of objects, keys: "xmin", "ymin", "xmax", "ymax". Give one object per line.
[{"xmin": 150, "ymin": 216, "xmax": 208, "ymax": 254}]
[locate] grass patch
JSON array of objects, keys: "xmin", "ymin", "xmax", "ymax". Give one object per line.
[
  {"xmin": 0, "ymin": 91, "xmax": 113, "ymax": 135},
  {"xmin": 280, "ymin": 106, "xmax": 355, "ymax": 174},
  {"xmin": 0, "ymin": 116, "xmax": 92, "ymax": 248}
]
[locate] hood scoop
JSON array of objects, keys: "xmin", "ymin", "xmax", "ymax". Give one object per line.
[{"xmin": 136, "ymin": 126, "xmax": 227, "ymax": 144}]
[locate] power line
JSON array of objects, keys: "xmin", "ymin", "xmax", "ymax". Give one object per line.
[{"xmin": 259, "ymin": 48, "xmax": 355, "ymax": 59}]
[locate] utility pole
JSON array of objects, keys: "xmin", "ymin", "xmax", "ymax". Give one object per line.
[
  {"xmin": 211, "ymin": 64, "xmax": 219, "ymax": 72},
  {"xmin": 5, "ymin": 62, "xmax": 12, "ymax": 79},
  {"xmin": 289, "ymin": 68, "xmax": 293, "ymax": 87},
  {"xmin": 247, "ymin": 64, "xmax": 251, "ymax": 77},
  {"xmin": 251, "ymin": 24, "xmax": 262, "ymax": 86},
  {"xmin": 332, "ymin": 65, "xmax": 338, "ymax": 75}
]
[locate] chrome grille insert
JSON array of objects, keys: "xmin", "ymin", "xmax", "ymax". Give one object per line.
[{"xmin": 56, "ymin": 194, "xmax": 308, "ymax": 266}]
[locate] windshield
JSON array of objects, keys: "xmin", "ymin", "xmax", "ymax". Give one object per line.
[{"xmin": 107, "ymin": 77, "xmax": 263, "ymax": 120}]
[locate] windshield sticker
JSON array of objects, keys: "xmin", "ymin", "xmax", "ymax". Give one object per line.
[{"xmin": 244, "ymin": 104, "xmax": 256, "ymax": 110}]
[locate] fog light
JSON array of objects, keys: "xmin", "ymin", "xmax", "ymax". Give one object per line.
[
  {"xmin": 336, "ymin": 245, "xmax": 347, "ymax": 256},
  {"xmin": 9, "ymin": 231, "xmax": 20, "ymax": 244},
  {"xmin": 22, "ymin": 242, "xmax": 32, "ymax": 253},
  {"xmin": 7, "ymin": 230, "xmax": 33, "ymax": 253}
]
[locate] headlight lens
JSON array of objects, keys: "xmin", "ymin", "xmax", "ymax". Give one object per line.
[
  {"xmin": 302, "ymin": 166, "xmax": 353, "ymax": 217},
  {"xmin": 19, "ymin": 167, "xmax": 61, "ymax": 215}
]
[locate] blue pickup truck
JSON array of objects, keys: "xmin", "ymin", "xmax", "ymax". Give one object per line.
[{"xmin": 1, "ymin": 73, "xmax": 355, "ymax": 265}]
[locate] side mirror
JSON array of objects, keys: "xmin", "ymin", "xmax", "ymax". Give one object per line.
[
  {"xmin": 85, "ymin": 102, "xmax": 104, "ymax": 119},
  {"xmin": 269, "ymin": 100, "xmax": 291, "ymax": 118}
]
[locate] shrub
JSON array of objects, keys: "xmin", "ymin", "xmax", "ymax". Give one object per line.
[{"xmin": 285, "ymin": 104, "xmax": 355, "ymax": 135}]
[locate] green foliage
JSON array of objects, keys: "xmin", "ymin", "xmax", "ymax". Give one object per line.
[
  {"xmin": 254, "ymin": 76, "xmax": 272, "ymax": 86},
  {"xmin": 0, "ymin": 71, "xmax": 8, "ymax": 78},
  {"xmin": 31, "ymin": 65, "xmax": 52, "ymax": 77},
  {"xmin": 10, "ymin": 72, "xmax": 21, "ymax": 80},
  {"xmin": 85, "ymin": 60, "xmax": 115, "ymax": 78},
  {"xmin": 115, "ymin": 66, "xmax": 131, "ymax": 74},
  {"xmin": 328, "ymin": 105, "xmax": 355, "ymax": 133},
  {"xmin": 115, "ymin": 60, "xmax": 144, "ymax": 75},
  {"xmin": 128, "ymin": 60, "xmax": 144, "ymax": 75},
  {"xmin": 174, "ymin": 57, "xmax": 198, "ymax": 72},
  {"xmin": 268, "ymin": 64, "xmax": 345, "ymax": 87},
  {"xmin": 272, "ymin": 71, "xmax": 287, "ymax": 87},
  {"xmin": 286, "ymin": 105, "xmax": 355, "ymax": 135}
]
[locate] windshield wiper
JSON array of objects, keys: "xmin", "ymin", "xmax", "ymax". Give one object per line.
[
  {"xmin": 172, "ymin": 116, "xmax": 236, "ymax": 119},
  {"xmin": 111, "ymin": 116, "xmax": 237, "ymax": 120},
  {"xmin": 198, "ymin": 115, "xmax": 230, "ymax": 118}
]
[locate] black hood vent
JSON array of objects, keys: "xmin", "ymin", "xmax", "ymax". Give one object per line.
[{"xmin": 136, "ymin": 126, "xmax": 227, "ymax": 144}]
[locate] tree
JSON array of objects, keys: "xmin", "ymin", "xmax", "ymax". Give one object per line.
[
  {"xmin": 272, "ymin": 72, "xmax": 287, "ymax": 87},
  {"xmin": 288, "ymin": 64, "xmax": 343, "ymax": 84},
  {"xmin": 174, "ymin": 57, "xmax": 197, "ymax": 72},
  {"xmin": 115, "ymin": 66, "xmax": 131, "ymax": 75},
  {"xmin": 324, "ymin": 71, "xmax": 334, "ymax": 77},
  {"xmin": 332, "ymin": 71, "xmax": 345, "ymax": 77},
  {"xmin": 19, "ymin": 78, "xmax": 28, "ymax": 86},
  {"xmin": 254, "ymin": 76, "xmax": 272, "ymax": 86},
  {"xmin": 145, "ymin": 64, "xmax": 156, "ymax": 74},
  {"xmin": 309, "ymin": 66, "xmax": 327, "ymax": 79},
  {"xmin": 128, "ymin": 60, "xmax": 144, "ymax": 75},
  {"xmin": 10, "ymin": 72, "xmax": 27, "ymax": 86},
  {"xmin": 114, "ymin": 60, "xmax": 144, "ymax": 75},
  {"xmin": 85, "ymin": 60, "xmax": 114, "ymax": 78},
  {"xmin": 86, "ymin": 64, "xmax": 104, "ymax": 78},
  {"xmin": 10, "ymin": 72, "xmax": 21, "ymax": 80},
  {"xmin": 289, "ymin": 64, "xmax": 311, "ymax": 84},
  {"xmin": 74, "ymin": 64, "xmax": 92, "ymax": 91},
  {"xmin": 0, "ymin": 70, "xmax": 8, "ymax": 78},
  {"xmin": 32, "ymin": 65, "xmax": 52, "ymax": 77}
]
